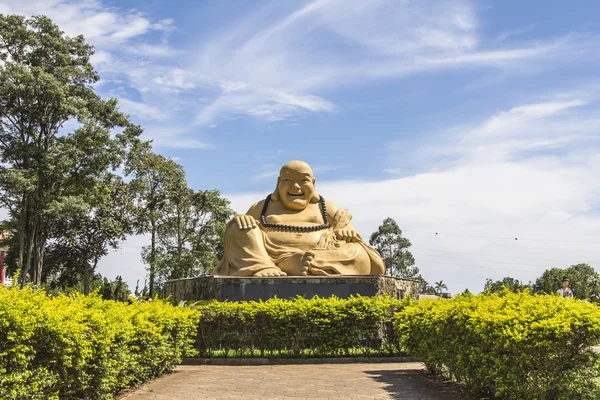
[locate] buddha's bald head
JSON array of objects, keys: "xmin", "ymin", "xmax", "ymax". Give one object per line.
[
  {"xmin": 272, "ymin": 160, "xmax": 319, "ymax": 209},
  {"xmin": 279, "ymin": 160, "xmax": 314, "ymax": 177}
]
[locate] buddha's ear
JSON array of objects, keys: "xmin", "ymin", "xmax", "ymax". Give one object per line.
[
  {"xmin": 310, "ymin": 177, "xmax": 320, "ymax": 203},
  {"xmin": 271, "ymin": 177, "xmax": 281, "ymax": 201}
]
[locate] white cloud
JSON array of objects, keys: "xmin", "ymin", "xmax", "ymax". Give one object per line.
[
  {"xmin": 90, "ymin": 50, "xmax": 112, "ymax": 66},
  {"xmin": 152, "ymin": 69, "xmax": 196, "ymax": 90},
  {"xmin": 389, "ymin": 92, "xmax": 600, "ymax": 171},
  {"xmin": 497, "ymin": 24, "xmax": 536, "ymax": 42},
  {"xmin": 153, "ymin": 137, "xmax": 212, "ymax": 150},
  {"xmin": 108, "ymin": 14, "xmax": 150, "ymax": 41},
  {"xmin": 151, "ymin": 18, "xmax": 174, "ymax": 31},
  {"xmin": 221, "ymin": 80, "xmax": 249, "ymax": 93},
  {"xmin": 124, "ymin": 43, "xmax": 177, "ymax": 57},
  {"xmin": 118, "ymin": 98, "xmax": 168, "ymax": 121},
  {"xmin": 195, "ymin": 86, "xmax": 336, "ymax": 124},
  {"xmin": 143, "ymin": 126, "xmax": 213, "ymax": 150},
  {"xmin": 5, "ymin": 0, "xmax": 597, "ymax": 143},
  {"xmin": 188, "ymin": 0, "xmax": 599, "ymax": 125},
  {"xmin": 318, "ymin": 0, "xmax": 479, "ymax": 55}
]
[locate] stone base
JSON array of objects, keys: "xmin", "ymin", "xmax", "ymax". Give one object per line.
[{"xmin": 163, "ymin": 275, "xmax": 419, "ymax": 302}]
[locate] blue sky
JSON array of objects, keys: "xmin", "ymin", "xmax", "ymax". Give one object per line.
[{"xmin": 1, "ymin": 0, "xmax": 599, "ymax": 293}]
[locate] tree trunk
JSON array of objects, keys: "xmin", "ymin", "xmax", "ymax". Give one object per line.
[
  {"xmin": 24, "ymin": 215, "xmax": 35, "ymax": 286},
  {"xmin": 19, "ymin": 127, "xmax": 30, "ymax": 287},
  {"xmin": 84, "ymin": 257, "xmax": 100, "ymax": 296},
  {"xmin": 32, "ymin": 228, "xmax": 45, "ymax": 286},
  {"xmin": 149, "ymin": 220, "xmax": 156, "ymax": 298},
  {"xmin": 83, "ymin": 262, "xmax": 91, "ymax": 295},
  {"xmin": 18, "ymin": 194, "xmax": 26, "ymax": 287}
]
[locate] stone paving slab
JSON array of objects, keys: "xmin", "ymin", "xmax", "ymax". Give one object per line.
[{"xmin": 120, "ymin": 362, "xmax": 465, "ymax": 400}]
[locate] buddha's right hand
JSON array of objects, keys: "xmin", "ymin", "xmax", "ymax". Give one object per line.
[{"xmin": 234, "ymin": 214, "xmax": 258, "ymax": 230}]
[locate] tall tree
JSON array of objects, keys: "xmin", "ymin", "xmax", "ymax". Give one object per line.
[
  {"xmin": 145, "ymin": 179, "xmax": 233, "ymax": 290},
  {"xmin": 185, "ymin": 189, "xmax": 232, "ymax": 273},
  {"xmin": 126, "ymin": 146, "xmax": 185, "ymax": 297},
  {"xmin": 0, "ymin": 15, "xmax": 139, "ymax": 285},
  {"xmin": 50, "ymin": 174, "xmax": 135, "ymax": 294},
  {"xmin": 369, "ymin": 217, "xmax": 418, "ymax": 278}
]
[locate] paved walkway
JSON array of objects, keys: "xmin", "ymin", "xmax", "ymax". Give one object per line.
[{"xmin": 120, "ymin": 362, "xmax": 464, "ymax": 399}]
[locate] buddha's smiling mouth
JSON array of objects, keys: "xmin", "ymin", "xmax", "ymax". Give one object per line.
[{"xmin": 288, "ymin": 193, "xmax": 304, "ymax": 197}]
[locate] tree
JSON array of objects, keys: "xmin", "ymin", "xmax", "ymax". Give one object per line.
[
  {"xmin": 0, "ymin": 15, "xmax": 140, "ymax": 285},
  {"xmin": 416, "ymin": 274, "xmax": 436, "ymax": 295},
  {"xmin": 43, "ymin": 270, "xmax": 104, "ymax": 296},
  {"xmin": 484, "ymin": 277, "xmax": 529, "ymax": 294},
  {"xmin": 125, "ymin": 146, "xmax": 186, "ymax": 297},
  {"xmin": 188, "ymin": 190, "xmax": 233, "ymax": 271},
  {"xmin": 534, "ymin": 264, "xmax": 600, "ymax": 302},
  {"xmin": 99, "ymin": 275, "xmax": 130, "ymax": 302},
  {"xmin": 50, "ymin": 174, "xmax": 135, "ymax": 294},
  {"xmin": 369, "ymin": 217, "xmax": 418, "ymax": 278},
  {"xmin": 144, "ymin": 179, "xmax": 233, "ymax": 290},
  {"xmin": 434, "ymin": 280, "xmax": 447, "ymax": 295}
]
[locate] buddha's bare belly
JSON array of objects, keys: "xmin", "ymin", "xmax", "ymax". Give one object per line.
[{"xmin": 263, "ymin": 229, "xmax": 324, "ymax": 250}]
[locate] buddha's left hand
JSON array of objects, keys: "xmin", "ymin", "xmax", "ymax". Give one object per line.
[{"xmin": 335, "ymin": 228, "xmax": 361, "ymax": 243}]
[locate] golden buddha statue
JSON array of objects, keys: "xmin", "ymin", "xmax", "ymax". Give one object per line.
[{"xmin": 212, "ymin": 161, "xmax": 386, "ymax": 276}]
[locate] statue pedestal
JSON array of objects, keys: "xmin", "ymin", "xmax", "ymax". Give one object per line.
[{"xmin": 163, "ymin": 275, "xmax": 419, "ymax": 302}]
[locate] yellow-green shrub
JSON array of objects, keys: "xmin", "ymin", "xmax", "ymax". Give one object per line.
[
  {"xmin": 395, "ymin": 290, "xmax": 600, "ymax": 399},
  {"xmin": 0, "ymin": 285, "xmax": 199, "ymax": 400},
  {"xmin": 195, "ymin": 295, "xmax": 408, "ymax": 357}
]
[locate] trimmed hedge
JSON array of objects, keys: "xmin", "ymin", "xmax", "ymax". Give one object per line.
[
  {"xmin": 7, "ymin": 286, "xmax": 600, "ymax": 399},
  {"xmin": 194, "ymin": 296, "xmax": 408, "ymax": 357},
  {"xmin": 396, "ymin": 290, "xmax": 600, "ymax": 399},
  {"xmin": 0, "ymin": 285, "xmax": 199, "ymax": 400}
]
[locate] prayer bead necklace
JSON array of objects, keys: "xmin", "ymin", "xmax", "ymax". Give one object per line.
[{"xmin": 260, "ymin": 194, "xmax": 330, "ymax": 232}]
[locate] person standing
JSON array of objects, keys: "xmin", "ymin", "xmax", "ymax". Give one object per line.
[{"xmin": 558, "ymin": 277, "xmax": 574, "ymax": 299}]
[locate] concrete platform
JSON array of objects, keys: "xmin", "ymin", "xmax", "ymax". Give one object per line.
[{"xmin": 163, "ymin": 275, "xmax": 419, "ymax": 302}]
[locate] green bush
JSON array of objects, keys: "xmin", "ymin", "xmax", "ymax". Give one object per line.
[
  {"xmin": 395, "ymin": 290, "xmax": 600, "ymax": 399},
  {"xmin": 0, "ymin": 285, "xmax": 199, "ymax": 400},
  {"xmin": 194, "ymin": 295, "xmax": 408, "ymax": 357}
]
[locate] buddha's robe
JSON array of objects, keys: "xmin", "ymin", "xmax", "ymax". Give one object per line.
[{"xmin": 212, "ymin": 208, "xmax": 385, "ymax": 276}]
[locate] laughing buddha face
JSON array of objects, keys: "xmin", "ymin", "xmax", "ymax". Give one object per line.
[{"xmin": 273, "ymin": 161, "xmax": 320, "ymax": 211}]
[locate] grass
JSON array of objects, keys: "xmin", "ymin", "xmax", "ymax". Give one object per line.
[{"xmin": 196, "ymin": 347, "xmax": 408, "ymax": 358}]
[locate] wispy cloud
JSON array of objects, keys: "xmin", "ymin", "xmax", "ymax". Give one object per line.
[
  {"xmin": 186, "ymin": 0, "xmax": 599, "ymax": 125},
  {"xmin": 118, "ymin": 98, "xmax": 168, "ymax": 121},
  {"xmin": 152, "ymin": 69, "xmax": 197, "ymax": 90},
  {"xmin": 387, "ymin": 89, "xmax": 600, "ymax": 172},
  {"xmin": 143, "ymin": 126, "xmax": 213, "ymax": 150},
  {"xmin": 249, "ymin": 163, "xmax": 280, "ymax": 182},
  {"xmin": 4, "ymin": 0, "xmax": 598, "ymax": 147},
  {"xmin": 497, "ymin": 24, "xmax": 537, "ymax": 42}
]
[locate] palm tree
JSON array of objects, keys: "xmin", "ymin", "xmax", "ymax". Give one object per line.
[{"xmin": 434, "ymin": 280, "xmax": 448, "ymax": 295}]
